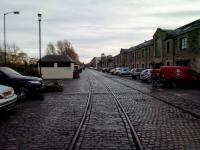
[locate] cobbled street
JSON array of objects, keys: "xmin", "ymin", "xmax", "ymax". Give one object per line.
[{"xmin": 0, "ymin": 69, "xmax": 200, "ymax": 150}]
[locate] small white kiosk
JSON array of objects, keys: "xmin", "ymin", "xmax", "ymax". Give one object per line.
[{"xmin": 38, "ymin": 55, "xmax": 74, "ymax": 79}]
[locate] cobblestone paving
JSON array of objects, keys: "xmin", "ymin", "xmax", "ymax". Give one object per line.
[
  {"xmin": 76, "ymin": 76, "xmax": 136, "ymax": 150},
  {"xmin": 1, "ymin": 69, "xmax": 200, "ymax": 150},
  {"xmin": 101, "ymin": 72, "xmax": 200, "ymax": 118},
  {"xmin": 91, "ymin": 70, "xmax": 200, "ymax": 150},
  {"xmin": 0, "ymin": 71, "xmax": 90, "ymax": 150}
]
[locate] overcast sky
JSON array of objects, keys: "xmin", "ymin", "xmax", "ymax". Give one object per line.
[{"xmin": 0, "ymin": 0, "xmax": 200, "ymax": 63}]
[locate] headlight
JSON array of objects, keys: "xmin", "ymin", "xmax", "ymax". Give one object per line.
[{"xmin": 28, "ymin": 81, "xmax": 41, "ymax": 84}]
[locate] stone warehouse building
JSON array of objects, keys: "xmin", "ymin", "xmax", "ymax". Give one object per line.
[
  {"xmin": 100, "ymin": 54, "xmax": 114, "ymax": 69},
  {"xmin": 87, "ymin": 57, "xmax": 101, "ymax": 69},
  {"xmin": 96, "ymin": 19, "xmax": 200, "ymax": 72}
]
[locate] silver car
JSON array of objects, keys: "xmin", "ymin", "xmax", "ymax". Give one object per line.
[
  {"xmin": 110, "ymin": 68, "xmax": 116, "ymax": 74},
  {"xmin": 114, "ymin": 67, "xmax": 122, "ymax": 75},
  {"xmin": 131, "ymin": 68, "xmax": 146, "ymax": 79},
  {"xmin": 118, "ymin": 67, "xmax": 130, "ymax": 76}
]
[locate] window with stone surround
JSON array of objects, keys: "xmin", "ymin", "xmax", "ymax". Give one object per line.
[
  {"xmin": 148, "ymin": 48, "xmax": 151, "ymax": 56},
  {"xmin": 167, "ymin": 41, "xmax": 170, "ymax": 53},
  {"xmin": 180, "ymin": 37, "xmax": 187, "ymax": 50},
  {"xmin": 142, "ymin": 49, "xmax": 144, "ymax": 57},
  {"xmin": 142, "ymin": 64, "xmax": 144, "ymax": 68}
]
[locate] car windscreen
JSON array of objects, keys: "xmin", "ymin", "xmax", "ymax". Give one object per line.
[
  {"xmin": 122, "ymin": 68, "xmax": 128, "ymax": 71},
  {"xmin": 1, "ymin": 68, "xmax": 23, "ymax": 78}
]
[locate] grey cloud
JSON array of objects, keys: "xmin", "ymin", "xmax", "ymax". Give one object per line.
[{"xmin": 148, "ymin": 10, "xmax": 200, "ymax": 18}]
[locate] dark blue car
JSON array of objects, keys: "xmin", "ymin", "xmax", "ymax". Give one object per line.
[{"xmin": 0, "ymin": 67, "xmax": 43, "ymax": 100}]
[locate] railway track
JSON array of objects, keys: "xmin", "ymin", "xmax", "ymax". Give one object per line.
[
  {"xmin": 68, "ymin": 74, "xmax": 143, "ymax": 150},
  {"xmin": 68, "ymin": 77, "xmax": 93, "ymax": 150},
  {"xmin": 103, "ymin": 82, "xmax": 143, "ymax": 150},
  {"xmin": 100, "ymin": 72, "xmax": 200, "ymax": 119}
]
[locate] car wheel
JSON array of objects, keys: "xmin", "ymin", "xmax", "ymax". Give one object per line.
[
  {"xmin": 147, "ymin": 77, "xmax": 152, "ymax": 83},
  {"xmin": 170, "ymin": 81, "xmax": 177, "ymax": 88},
  {"xmin": 17, "ymin": 87, "xmax": 28, "ymax": 100}
]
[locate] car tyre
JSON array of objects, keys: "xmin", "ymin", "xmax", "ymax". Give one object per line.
[
  {"xmin": 170, "ymin": 81, "xmax": 177, "ymax": 88},
  {"xmin": 147, "ymin": 77, "xmax": 152, "ymax": 83},
  {"xmin": 17, "ymin": 87, "xmax": 28, "ymax": 100}
]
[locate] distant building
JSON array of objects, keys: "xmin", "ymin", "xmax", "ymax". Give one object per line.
[
  {"xmin": 88, "ymin": 57, "xmax": 101, "ymax": 69},
  {"xmin": 38, "ymin": 55, "xmax": 74, "ymax": 79},
  {"xmin": 100, "ymin": 54, "xmax": 114, "ymax": 68}
]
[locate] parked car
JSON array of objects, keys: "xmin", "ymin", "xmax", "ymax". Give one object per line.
[
  {"xmin": 110, "ymin": 68, "xmax": 116, "ymax": 74},
  {"xmin": 107, "ymin": 67, "xmax": 114, "ymax": 73},
  {"xmin": 140, "ymin": 69, "xmax": 152, "ymax": 82},
  {"xmin": 102, "ymin": 68, "xmax": 112, "ymax": 73},
  {"xmin": 102, "ymin": 68, "xmax": 107, "ymax": 72},
  {"xmin": 0, "ymin": 67, "xmax": 43, "ymax": 100},
  {"xmin": 131, "ymin": 68, "xmax": 146, "ymax": 79},
  {"xmin": 114, "ymin": 67, "xmax": 122, "ymax": 75},
  {"xmin": 158, "ymin": 66, "xmax": 200, "ymax": 87},
  {"xmin": 0, "ymin": 84, "xmax": 17, "ymax": 111},
  {"xmin": 118, "ymin": 67, "xmax": 130, "ymax": 76}
]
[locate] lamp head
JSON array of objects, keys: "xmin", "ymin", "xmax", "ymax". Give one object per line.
[
  {"xmin": 38, "ymin": 13, "xmax": 42, "ymax": 21},
  {"xmin": 13, "ymin": 11, "xmax": 20, "ymax": 14}
]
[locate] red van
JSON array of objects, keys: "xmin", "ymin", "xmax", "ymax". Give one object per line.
[{"xmin": 159, "ymin": 66, "xmax": 200, "ymax": 87}]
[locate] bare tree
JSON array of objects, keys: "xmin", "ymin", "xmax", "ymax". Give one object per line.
[
  {"xmin": 56, "ymin": 40, "xmax": 79, "ymax": 64},
  {"xmin": 17, "ymin": 52, "xmax": 28, "ymax": 65},
  {"xmin": 45, "ymin": 40, "xmax": 80, "ymax": 64},
  {"xmin": 46, "ymin": 42, "xmax": 56, "ymax": 55}
]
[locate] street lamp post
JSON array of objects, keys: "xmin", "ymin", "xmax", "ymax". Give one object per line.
[
  {"xmin": 3, "ymin": 11, "xmax": 20, "ymax": 65},
  {"xmin": 38, "ymin": 13, "xmax": 42, "ymax": 77}
]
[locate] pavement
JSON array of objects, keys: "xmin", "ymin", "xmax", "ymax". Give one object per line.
[{"xmin": 0, "ymin": 69, "xmax": 199, "ymax": 150}]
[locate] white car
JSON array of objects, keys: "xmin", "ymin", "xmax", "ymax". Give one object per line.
[
  {"xmin": 140, "ymin": 69, "xmax": 152, "ymax": 82},
  {"xmin": 0, "ymin": 85, "xmax": 17, "ymax": 111}
]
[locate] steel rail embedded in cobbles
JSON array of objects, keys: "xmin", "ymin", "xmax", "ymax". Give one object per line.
[
  {"xmin": 103, "ymin": 82, "xmax": 144, "ymax": 150},
  {"xmin": 102, "ymin": 73, "xmax": 200, "ymax": 119},
  {"xmin": 68, "ymin": 77, "xmax": 93, "ymax": 150},
  {"xmin": 90, "ymin": 70, "xmax": 143, "ymax": 150}
]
